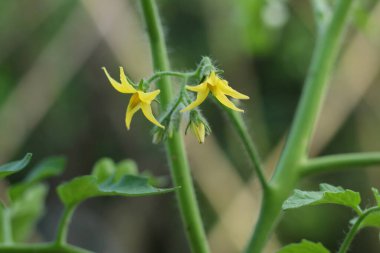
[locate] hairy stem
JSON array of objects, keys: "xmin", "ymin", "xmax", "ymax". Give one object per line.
[
  {"xmin": 337, "ymin": 207, "xmax": 380, "ymax": 253},
  {"xmin": 147, "ymin": 71, "xmax": 191, "ymax": 84},
  {"xmin": 55, "ymin": 206, "xmax": 76, "ymax": 246},
  {"xmin": 223, "ymin": 108, "xmax": 268, "ymax": 190},
  {"xmin": 140, "ymin": 1, "xmax": 210, "ymax": 253},
  {"xmin": 245, "ymin": 0, "xmax": 354, "ymax": 252},
  {"xmin": 302, "ymin": 152, "xmax": 380, "ymax": 176}
]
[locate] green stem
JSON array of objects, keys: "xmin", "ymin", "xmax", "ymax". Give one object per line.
[
  {"xmin": 312, "ymin": 0, "xmax": 331, "ymax": 29},
  {"xmin": 1, "ymin": 207, "xmax": 13, "ymax": 245},
  {"xmin": 0, "ymin": 243, "xmax": 91, "ymax": 253},
  {"xmin": 147, "ymin": 71, "xmax": 192, "ymax": 84},
  {"xmin": 337, "ymin": 207, "xmax": 380, "ymax": 253},
  {"xmin": 245, "ymin": 1, "xmax": 354, "ymax": 252},
  {"xmin": 272, "ymin": 0, "xmax": 354, "ymax": 184},
  {"xmin": 245, "ymin": 189, "xmax": 284, "ymax": 253},
  {"xmin": 223, "ymin": 108, "xmax": 268, "ymax": 190},
  {"xmin": 140, "ymin": 1, "xmax": 210, "ymax": 253},
  {"xmin": 302, "ymin": 152, "xmax": 380, "ymax": 176},
  {"xmin": 55, "ymin": 206, "xmax": 76, "ymax": 246}
]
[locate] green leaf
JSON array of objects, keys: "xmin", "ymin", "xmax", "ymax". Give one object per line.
[
  {"xmin": 282, "ymin": 183, "xmax": 361, "ymax": 212},
  {"xmin": 57, "ymin": 175, "xmax": 175, "ymax": 207},
  {"xmin": 92, "ymin": 158, "xmax": 139, "ymax": 183},
  {"xmin": 372, "ymin": 188, "xmax": 380, "ymax": 207},
  {"xmin": 92, "ymin": 158, "xmax": 116, "ymax": 183},
  {"xmin": 277, "ymin": 239, "xmax": 330, "ymax": 253},
  {"xmin": 25, "ymin": 156, "xmax": 65, "ymax": 183},
  {"xmin": 359, "ymin": 212, "xmax": 380, "ymax": 229},
  {"xmin": 115, "ymin": 159, "xmax": 138, "ymax": 180},
  {"xmin": 0, "ymin": 153, "xmax": 32, "ymax": 179},
  {"xmin": 9, "ymin": 156, "xmax": 65, "ymax": 200},
  {"xmin": 10, "ymin": 184, "xmax": 48, "ymax": 242}
]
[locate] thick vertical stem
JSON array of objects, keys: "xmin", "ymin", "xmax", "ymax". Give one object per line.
[
  {"xmin": 140, "ymin": 1, "xmax": 210, "ymax": 253},
  {"xmin": 244, "ymin": 190, "xmax": 284, "ymax": 253},
  {"xmin": 272, "ymin": 0, "xmax": 354, "ymax": 183},
  {"xmin": 245, "ymin": 0, "xmax": 355, "ymax": 252}
]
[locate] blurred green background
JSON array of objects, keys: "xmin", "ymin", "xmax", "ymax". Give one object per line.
[{"xmin": 1, "ymin": 0, "xmax": 380, "ymax": 252}]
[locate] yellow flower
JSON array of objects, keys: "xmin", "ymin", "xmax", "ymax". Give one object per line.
[
  {"xmin": 102, "ymin": 67, "xmax": 164, "ymax": 130},
  {"xmin": 181, "ymin": 71, "xmax": 249, "ymax": 112}
]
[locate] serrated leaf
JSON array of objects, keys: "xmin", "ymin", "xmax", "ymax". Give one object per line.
[
  {"xmin": 10, "ymin": 184, "xmax": 48, "ymax": 242},
  {"xmin": 372, "ymin": 188, "xmax": 380, "ymax": 207},
  {"xmin": 0, "ymin": 153, "xmax": 32, "ymax": 179},
  {"xmin": 57, "ymin": 175, "xmax": 175, "ymax": 207},
  {"xmin": 282, "ymin": 184, "xmax": 361, "ymax": 212},
  {"xmin": 277, "ymin": 239, "xmax": 330, "ymax": 253}
]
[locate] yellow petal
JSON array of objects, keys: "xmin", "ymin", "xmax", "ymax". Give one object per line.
[
  {"xmin": 212, "ymin": 88, "xmax": 244, "ymax": 112},
  {"xmin": 140, "ymin": 103, "xmax": 165, "ymax": 129},
  {"xmin": 102, "ymin": 67, "xmax": 135, "ymax": 94},
  {"xmin": 137, "ymin": 90, "xmax": 160, "ymax": 103},
  {"xmin": 186, "ymin": 82, "xmax": 208, "ymax": 92},
  {"xmin": 119, "ymin": 67, "xmax": 136, "ymax": 93},
  {"xmin": 125, "ymin": 94, "xmax": 141, "ymax": 130},
  {"xmin": 208, "ymin": 71, "xmax": 218, "ymax": 84},
  {"xmin": 218, "ymin": 80, "xmax": 250, "ymax": 99},
  {"xmin": 181, "ymin": 89, "xmax": 210, "ymax": 112}
]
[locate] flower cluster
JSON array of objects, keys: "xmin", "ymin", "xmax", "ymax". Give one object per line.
[{"xmin": 102, "ymin": 59, "xmax": 249, "ymax": 143}]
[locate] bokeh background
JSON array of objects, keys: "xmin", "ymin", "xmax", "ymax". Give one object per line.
[{"xmin": 1, "ymin": 0, "xmax": 380, "ymax": 252}]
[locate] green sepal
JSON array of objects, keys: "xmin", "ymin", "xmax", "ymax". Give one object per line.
[
  {"xmin": 0, "ymin": 153, "xmax": 32, "ymax": 179},
  {"xmin": 152, "ymin": 94, "xmax": 182, "ymax": 144},
  {"xmin": 276, "ymin": 239, "xmax": 330, "ymax": 253},
  {"xmin": 57, "ymin": 174, "xmax": 176, "ymax": 207},
  {"xmin": 282, "ymin": 183, "xmax": 361, "ymax": 213}
]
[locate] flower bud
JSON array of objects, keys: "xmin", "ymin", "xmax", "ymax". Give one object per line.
[
  {"xmin": 186, "ymin": 110, "xmax": 211, "ymax": 144},
  {"xmin": 190, "ymin": 120, "xmax": 206, "ymax": 143}
]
